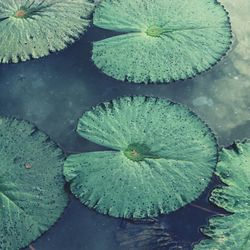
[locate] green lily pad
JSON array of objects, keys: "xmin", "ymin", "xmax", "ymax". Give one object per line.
[
  {"xmin": 0, "ymin": 0, "xmax": 94, "ymax": 63},
  {"xmin": 194, "ymin": 141, "xmax": 250, "ymax": 250},
  {"xmin": 0, "ymin": 117, "xmax": 67, "ymax": 249},
  {"xmin": 92, "ymin": 0, "xmax": 232, "ymax": 84},
  {"xmin": 64, "ymin": 96, "xmax": 217, "ymax": 218}
]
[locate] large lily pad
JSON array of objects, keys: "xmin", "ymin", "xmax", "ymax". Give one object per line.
[
  {"xmin": 92, "ymin": 0, "xmax": 232, "ymax": 84},
  {"xmin": 64, "ymin": 96, "xmax": 217, "ymax": 218},
  {"xmin": 194, "ymin": 141, "xmax": 250, "ymax": 250},
  {"xmin": 0, "ymin": 117, "xmax": 67, "ymax": 249},
  {"xmin": 0, "ymin": 0, "xmax": 94, "ymax": 63}
]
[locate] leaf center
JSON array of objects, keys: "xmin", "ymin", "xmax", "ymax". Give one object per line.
[
  {"xmin": 14, "ymin": 9, "xmax": 27, "ymax": 18},
  {"xmin": 146, "ymin": 26, "xmax": 165, "ymax": 37},
  {"xmin": 124, "ymin": 144, "xmax": 158, "ymax": 161},
  {"xmin": 13, "ymin": 2, "xmax": 52, "ymax": 19}
]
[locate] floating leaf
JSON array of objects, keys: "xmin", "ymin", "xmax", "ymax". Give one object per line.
[
  {"xmin": 0, "ymin": 117, "xmax": 67, "ymax": 249},
  {"xmin": 92, "ymin": 0, "xmax": 232, "ymax": 84},
  {"xmin": 194, "ymin": 141, "xmax": 250, "ymax": 250},
  {"xmin": 64, "ymin": 96, "xmax": 217, "ymax": 218},
  {"xmin": 92, "ymin": 0, "xmax": 231, "ymax": 83},
  {"xmin": 0, "ymin": 0, "xmax": 94, "ymax": 63}
]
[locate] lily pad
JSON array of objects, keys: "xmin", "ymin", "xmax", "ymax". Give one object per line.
[
  {"xmin": 194, "ymin": 141, "xmax": 250, "ymax": 250},
  {"xmin": 0, "ymin": 117, "xmax": 67, "ymax": 249},
  {"xmin": 0, "ymin": 0, "xmax": 94, "ymax": 63},
  {"xmin": 64, "ymin": 96, "xmax": 217, "ymax": 218},
  {"xmin": 92, "ymin": 0, "xmax": 232, "ymax": 84}
]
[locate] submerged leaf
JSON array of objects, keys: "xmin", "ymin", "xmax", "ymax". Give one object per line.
[
  {"xmin": 194, "ymin": 141, "xmax": 250, "ymax": 250},
  {"xmin": 0, "ymin": 0, "xmax": 94, "ymax": 63},
  {"xmin": 64, "ymin": 96, "xmax": 217, "ymax": 218},
  {"xmin": 116, "ymin": 221, "xmax": 189, "ymax": 250},
  {"xmin": 0, "ymin": 117, "xmax": 67, "ymax": 249},
  {"xmin": 92, "ymin": 0, "xmax": 232, "ymax": 84}
]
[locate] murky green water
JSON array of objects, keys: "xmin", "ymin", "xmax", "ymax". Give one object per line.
[{"xmin": 0, "ymin": 0, "xmax": 249, "ymax": 249}]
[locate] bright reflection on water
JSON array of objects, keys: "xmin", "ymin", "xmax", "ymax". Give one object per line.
[{"xmin": 0, "ymin": 0, "xmax": 249, "ymax": 249}]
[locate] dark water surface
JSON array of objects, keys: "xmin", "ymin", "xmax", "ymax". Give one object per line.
[{"xmin": 0, "ymin": 0, "xmax": 249, "ymax": 249}]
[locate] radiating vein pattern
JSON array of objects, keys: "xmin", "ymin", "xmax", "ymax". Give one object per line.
[
  {"xmin": 0, "ymin": 0, "xmax": 94, "ymax": 63},
  {"xmin": 92, "ymin": 0, "xmax": 232, "ymax": 83},
  {"xmin": 0, "ymin": 117, "xmax": 67, "ymax": 249},
  {"xmin": 64, "ymin": 96, "xmax": 217, "ymax": 218}
]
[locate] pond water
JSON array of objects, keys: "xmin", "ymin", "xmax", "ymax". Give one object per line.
[{"xmin": 0, "ymin": 0, "xmax": 249, "ymax": 249}]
